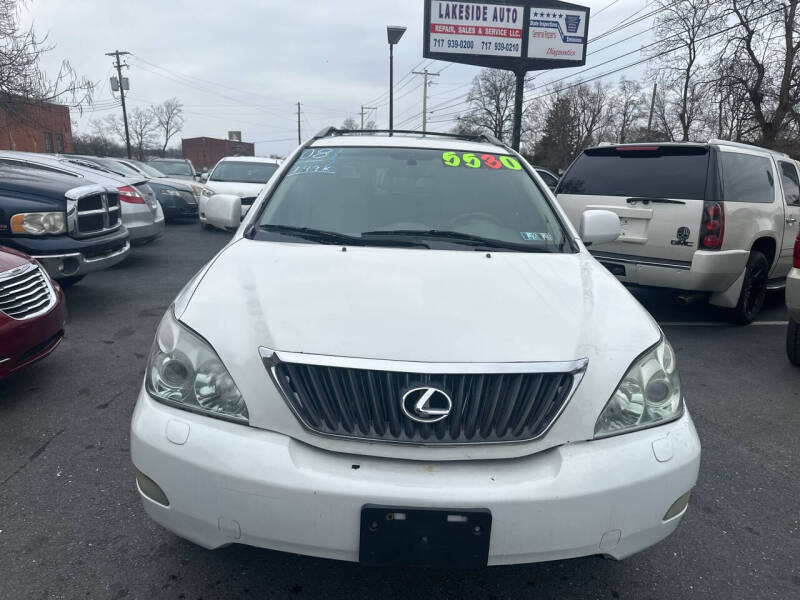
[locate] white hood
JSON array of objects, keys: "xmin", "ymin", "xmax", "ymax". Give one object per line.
[
  {"xmin": 203, "ymin": 181, "xmax": 266, "ymax": 198},
  {"xmin": 182, "ymin": 239, "xmax": 658, "ymax": 363},
  {"xmin": 176, "ymin": 239, "xmax": 662, "ymax": 460}
]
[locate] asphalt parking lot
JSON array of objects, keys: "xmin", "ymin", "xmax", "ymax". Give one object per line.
[{"xmin": 1, "ymin": 222, "xmax": 798, "ymax": 600}]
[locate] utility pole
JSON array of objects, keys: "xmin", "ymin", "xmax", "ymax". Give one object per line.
[
  {"xmin": 360, "ymin": 105, "xmax": 377, "ymax": 130},
  {"xmin": 105, "ymin": 50, "xmax": 131, "ymax": 158},
  {"xmin": 297, "ymin": 102, "xmax": 301, "ymax": 145},
  {"xmin": 647, "ymin": 82, "xmax": 657, "ymax": 134},
  {"xmin": 412, "ymin": 68, "xmax": 440, "ymax": 133}
]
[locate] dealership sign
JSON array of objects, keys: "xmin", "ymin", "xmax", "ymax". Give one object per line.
[{"xmin": 424, "ymin": 0, "xmax": 589, "ymax": 72}]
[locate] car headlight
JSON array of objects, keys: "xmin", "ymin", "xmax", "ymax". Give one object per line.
[
  {"xmin": 202, "ymin": 187, "xmax": 215, "ymax": 198},
  {"xmin": 10, "ymin": 212, "xmax": 66, "ymax": 235},
  {"xmin": 594, "ymin": 339, "xmax": 683, "ymax": 438},
  {"xmin": 146, "ymin": 309, "xmax": 249, "ymax": 423},
  {"xmin": 159, "ymin": 188, "xmax": 181, "ymax": 197}
]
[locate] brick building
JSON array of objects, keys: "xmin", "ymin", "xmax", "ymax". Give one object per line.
[
  {"xmin": 181, "ymin": 135, "xmax": 255, "ymax": 171},
  {"xmin": 0, "ymin": 100, "xmax": 73, "ymax": 154}
]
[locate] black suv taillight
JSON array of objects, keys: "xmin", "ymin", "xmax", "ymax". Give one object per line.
[{"xmin": 700, "ymin": 201, "xmax": 724, "ymax": 250}]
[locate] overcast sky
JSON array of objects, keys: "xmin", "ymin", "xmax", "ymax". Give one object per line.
[{"xmin": 21, "ymin": 0, "xmax": 652, "ymax": 157}]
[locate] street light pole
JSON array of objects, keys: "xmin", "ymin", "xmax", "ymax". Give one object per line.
[{"xmin": 387, "ymin": 26, "xmax": 407, "ymax": 135}]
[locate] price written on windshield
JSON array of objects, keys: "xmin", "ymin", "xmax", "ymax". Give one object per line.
[{"xmin": 442, "ymin": 152, "xmax": 523, "ymax": 170}]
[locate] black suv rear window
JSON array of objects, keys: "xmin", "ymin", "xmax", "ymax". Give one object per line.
[{"xmin": 558, "ymin": 146, "xmax": 709, "ymax": 200}]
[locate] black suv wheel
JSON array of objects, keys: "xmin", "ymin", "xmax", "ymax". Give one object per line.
[{"xmin": 728, "ymin": 251, "xmax": 769, "ymax": 325}]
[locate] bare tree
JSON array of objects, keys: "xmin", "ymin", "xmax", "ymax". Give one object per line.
[
  {"xmin": 456, "ymin": 69, "xmax": 518, "ymax": 143},
  {"xmin": 572, "ymin": 81, "xmax": 613, "ymax": 148},
  {"xmin": 152, "ymin": 97, "xmax": 184, "ymax": 157},
  {"xmin": 647, "ymin": 0, "xmax": 721, "ymax": 141},
  {"xmin": 0, "ymin": 0, "xmax": 93, "ymax": 122},
  {"xmin": 103, "ymin": 108, "xmax": 157, "ymax": 160},
  {"xmin": 612, "ymin": 78, "xmax": 646, "ymax": 143},
  {"xmin": 128, "ymin": 107, "xmax": 158, "ymax": 160},
  {"xmin": 716, "ymin": 0, "xmax": 800, "ymax": 150}
]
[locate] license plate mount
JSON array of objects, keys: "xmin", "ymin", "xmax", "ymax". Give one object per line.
[{"xmin": 359, "ymin": 505, "xmax": 492, "ymax": 568}]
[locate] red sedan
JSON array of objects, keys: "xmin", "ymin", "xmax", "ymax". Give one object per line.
[{"xmin": 0, "ymin": 246, "xmax": 67, "ymax": 379}]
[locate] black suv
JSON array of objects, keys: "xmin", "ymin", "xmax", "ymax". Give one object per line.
[{"xmin": 0, "ymin": 166, "xmax": 130, "ymax": 286}]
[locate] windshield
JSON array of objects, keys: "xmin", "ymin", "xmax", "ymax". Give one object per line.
[
  {"xmin": 98, "ymin": 159, "xmax": 141, "ymax": 177},
  {"xmin": 255, "ymin": 146, "xmax": 569, "ymax": 252},
  {"xmin": 151, "ymin": 160, "xmax": 193, "ymax": 176},
  {"xmin": 210, "ymin": 161, "xmax": 279, "ymax": 183},
  {"xmin": 558, "ymin": 146, "xmax": 709, "ymax": 200},
  {"xmin": 131, "ymin": 161, "xmax": 167, "ymax": 178}
]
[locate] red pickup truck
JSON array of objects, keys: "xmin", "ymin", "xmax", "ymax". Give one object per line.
[{"xmin": 0, "ymin": 246, "xmax": 67, "ymax": 379}]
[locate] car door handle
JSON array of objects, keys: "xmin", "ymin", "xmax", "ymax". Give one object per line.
[{"xmin": 787, "ymin": 217, "xmax": 797, "ymax": 224}]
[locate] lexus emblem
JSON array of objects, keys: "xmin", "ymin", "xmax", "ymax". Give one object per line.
[{"xmin": 401, "ymin": 387, "xmax": 453, "ymax": 424}]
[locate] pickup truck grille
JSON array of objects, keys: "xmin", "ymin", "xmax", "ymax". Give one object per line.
[
  {"xmin": 0, "ymin": 264, "xmax": 55, "ymax": 320},
  {"xmin": 74, "ymin": 191, "xmax": 121, "ymax": 237},
  {"xmin": 267, "ymin": 355, "xmax": 585, "ymax": 444}
]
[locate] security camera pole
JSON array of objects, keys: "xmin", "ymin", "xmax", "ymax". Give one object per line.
[{"xmin": 423, "ymin": 0, "xmax": 590, "ymax": 151}]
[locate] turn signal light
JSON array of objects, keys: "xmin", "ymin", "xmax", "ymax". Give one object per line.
[
  {"xmin": 700, "ymin": 201, "xmax": 724, "ymax": 250},
  {"xmin": 118, "ymin": 185, "xmax": 145, "ymax": 204}
]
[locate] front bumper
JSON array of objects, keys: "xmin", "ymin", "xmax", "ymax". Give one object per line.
[
  {"xmin": 593, "ymin": 250, "xmax": 749, "ymax": 293},
  {"xmin": 0, "ymin": 285, "xmax": 66, "ymax": 379},
  {"xmin": 131, "ymin": 390, "xmax": 701, "ymax": 566},
  {"xmin": 33, "ymin": 241, "xmax": 130, "ymax": 280}
]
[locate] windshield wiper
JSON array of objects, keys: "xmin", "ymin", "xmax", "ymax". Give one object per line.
[
  {"xmin": 360, "ymin": 230, "xmax": 554, "ymax": 253},
  {"xmin": 258, "ymin": 224, "xmax": 428, "ymax": 248}
]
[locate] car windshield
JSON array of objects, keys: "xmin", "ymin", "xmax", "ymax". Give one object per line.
[
  {"xmin": 151, "ymin": 160, "xmax": 193, "ymax": 176},
  {"xmin": 98, "ymin": 159, "xmax": 141, "ymax": 177},
  {"xmin": 210, "ymin": 161, "xmax": 279, "ymax": 183},
  {"xmin": 132, "ymin": 161, "xmax": 168, "ymax": 178},
  {"xmin": 255, "ymin": 146, "xmax": 569, "ymax": 252}
]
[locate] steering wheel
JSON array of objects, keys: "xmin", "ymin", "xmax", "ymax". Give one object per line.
[{"xmin": 446, "ymin": 212, "xmax": 506, "ymax": 229}]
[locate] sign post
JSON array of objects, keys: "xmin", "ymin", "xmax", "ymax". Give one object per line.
[{"xmin": 423, "ymin": 0, "xmax": 590, "ymax": 150}]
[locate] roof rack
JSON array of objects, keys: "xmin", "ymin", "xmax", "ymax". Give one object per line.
[
  {"xmin": 708, "ymin": 138, "xmax": 789, "ymax": 157},
  {"xmin": 311, "ymin": 127, "xmax": 507, "ymax": 147}
]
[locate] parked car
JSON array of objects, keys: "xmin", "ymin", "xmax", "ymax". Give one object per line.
[
  {"xmin": 148, "ymin": 158, "xmax": 199, "ymax": 181},
  {"xmin": 0, "ymin": 151, "xmax": 164, "ymax": 245},
  {"xmin": 132, "ymin": 129, "xmax": 700, "ymax": 568},
  {"xmin": 0, "ymin": 165, "xmax": 130, "ymax": 286},
  {"xmin": 786, "ymin": 228, "xmax": 800, "ymax": 364},
  {"xmin": 0, "ymin": 245, "xmax": 67, "ymax": 379},
  {"xmin": 199, "ymin": 156, "xmax": 281, "ymax": 229},
  {"xmin": 77, "ymin": 156, "xmax": 201, "ymax": 221},
  {"xmin": 557, "ymin": 140, "xmax": 800, "ymax": 324},
  {"xmin": 534, "ymin": 167, "xmax": 560, "ymax": 192}
]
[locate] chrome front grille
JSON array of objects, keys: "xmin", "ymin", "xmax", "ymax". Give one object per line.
[
  {"xmin": 0, "ymin": 263, "xmax": 55, "ymax": 320},
  {"xmin": 67, "ymin": 185, "xmax": 121, "ymax": 238},
  {"xmin": 263, "ymin": 350, "xmax": 586, "ymax": 445}
]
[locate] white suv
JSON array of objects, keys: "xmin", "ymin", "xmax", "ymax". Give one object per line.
[
  {"xmin": 131, "ymin": 129, "xmax": 700, "ymax": 568},
  {"xmin": 199, "ymin": 156, "xmax": 281, "ymax": 228},
  {"xmin": 557, "ymin": 141, "xmax": 800, "ymax": 323}
]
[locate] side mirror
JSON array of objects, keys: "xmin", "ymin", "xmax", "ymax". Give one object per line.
[
  {"xmin": 205, "ymin": 194, "xmax": 241, "ymax": 229},
  {"xmin": 200, "ymin": 172, "xmax": 208, "ymax": 183},
  {"xmin": 579, "ymin": 209, "xmax": 620, "ymax": 245}
]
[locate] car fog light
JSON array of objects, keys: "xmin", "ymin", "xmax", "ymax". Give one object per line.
[
  {"xmin": 136, "ymin": 469, "xmax": 170, "ymax": 506},
  {"xmin": 663, "ymin": 491, "xmax": 691, "ymax": 521}
]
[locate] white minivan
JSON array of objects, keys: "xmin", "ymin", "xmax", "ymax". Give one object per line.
[{"xmin": 131, "ymin": 130, "xmax": 700, "ymax": 568}]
